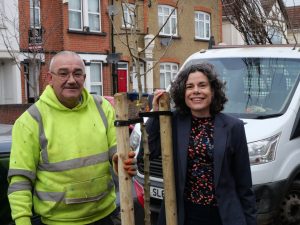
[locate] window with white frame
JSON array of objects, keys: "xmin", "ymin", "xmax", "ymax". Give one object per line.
[
  {"xmin": 0, "ymin": 20, "xmax": 4, "ymax": 29},
  {"xmin": 89, "ymin": 62, "xmax": 103, "ymax": 95},
  {"xmin": 30, "ymin": 0, "xmax": 41, "ymax": 28},
  {"xmin": 68, "ymin": 0, "xmax": 101, "ymax": 32},
  {"xmin": 132, "ymin": 62, "xmax": 144, "ymax": 92},
  {"xmin": 195, "ymin": 11, "xmax": 210, "ymax": 40},
  {"xmin": 0, "ymin": 1, "xmax": 5, "ymax": 29},
  {"xmin": 160, "ymin": 63, "xmax": 178, "ymax": 89},
  {"xmin": 0, "ymin": 1, "xmax": 3, "ymax": 13},
  {"xmin": 158, "ymin": 5, "xmax": 177, "ymax": 36},
  {"xmin": 122, "ymin": 3, "xmax": 135, "ymax": 28},
  {"xmin": 268, "ymin": 26, "xmax": 282, "ymax": 44},
  {"xmin": 28, "ymin": 62, "xmax": 40, "ymax": 100}
]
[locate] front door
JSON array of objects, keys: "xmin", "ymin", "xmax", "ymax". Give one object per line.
[{"xmin": 117, "ymin": 69, "xmax": 127, "ymax": 92}]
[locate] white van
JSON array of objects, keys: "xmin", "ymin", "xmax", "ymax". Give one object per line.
[{"xmin": 130, "ymin": 45, "xmax": 300, "ymax": 225}]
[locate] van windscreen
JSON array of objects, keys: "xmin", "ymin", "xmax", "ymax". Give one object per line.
[{"xmin": 186, "ymin": 58, "xmax": 300, "ymax": 119}]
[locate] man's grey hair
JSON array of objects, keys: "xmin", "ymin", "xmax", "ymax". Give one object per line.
[{"xmin": 49, "ymin": 51, "xmax": 85, "ymax": 72}]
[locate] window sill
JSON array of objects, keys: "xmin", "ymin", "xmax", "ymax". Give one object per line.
[
  {"xmin": 67, "ymin": 29, "xmax": 107, "ymax": 36},
  {"xmin": 194, "ymin": 38, "xmax": 209, "ymax": 42},
  {"xmin": 158, "ymin": 35, "xmax": 181, "ymax": 40},
  {"xmin": 121, "ymin": 26, "xmax": 140, "ymax": 31}
]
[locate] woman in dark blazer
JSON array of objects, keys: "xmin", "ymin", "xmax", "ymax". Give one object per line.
[{"xmin": 146, "ymin": 63, "xmax": 257, "ymax": 225}]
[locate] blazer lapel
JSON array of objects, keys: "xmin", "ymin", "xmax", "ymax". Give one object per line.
[
  {"xmin": 213, "ymin": 114, "xmax": 228, "ymax": 188},
  {"xmin": 175, "ymin": 114, "xmax": 191, "ymax": 183}
]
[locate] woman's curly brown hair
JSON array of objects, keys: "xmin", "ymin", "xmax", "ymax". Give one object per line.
[{"xmin": 170, "ymin": 63, "xmax": 227, "ymax": 116}]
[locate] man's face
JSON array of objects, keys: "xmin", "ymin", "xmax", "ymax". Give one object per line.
[{"xmin": 47, "ymin": 54, "xmax": 86, "ymax": 108}]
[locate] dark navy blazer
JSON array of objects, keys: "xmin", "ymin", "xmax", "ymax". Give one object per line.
[{"xmin": 146, "ymin": 111, "xmax": 257, "ymax": 225}]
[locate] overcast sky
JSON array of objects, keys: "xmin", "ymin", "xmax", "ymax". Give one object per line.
[{"xmin": 284, "ymin": 0, "xmax": 300, "ymax": 6}]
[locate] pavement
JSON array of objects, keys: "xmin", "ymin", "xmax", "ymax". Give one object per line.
[
  {"xmin": 115, "ymin": 182, "xmax": 158, "ymax": 225},
  {"xmin": 134, "ymin": 201, "xmax": 158, "ymax": 225}
]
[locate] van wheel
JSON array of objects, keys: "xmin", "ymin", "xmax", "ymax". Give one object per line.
[{"xmin": 279, "ymin": 180, "xmax": 300, "ymax": 225}]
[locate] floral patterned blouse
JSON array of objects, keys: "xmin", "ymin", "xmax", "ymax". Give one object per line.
[{"xmin": 184, "ymin": 116, "xmax": 217, "ymax": 206}]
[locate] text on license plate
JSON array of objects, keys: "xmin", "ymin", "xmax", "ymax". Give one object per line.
[{"xmin": 150, "ymin": 186, "xmax": 164, "ymax": 199}]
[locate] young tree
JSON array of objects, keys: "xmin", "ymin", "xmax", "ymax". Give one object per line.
[
  {"xmin": 109, "ymin": 0, "xmax": 182, "ymax": 99},
  {"xmin": 108, "ymin": 1, "xmax": 183, "ymax": 224}
]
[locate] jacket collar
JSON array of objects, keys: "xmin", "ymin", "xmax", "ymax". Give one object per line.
[{"xmin": 213, "ymin": 114, "xmax": 228, "ymax": 188}]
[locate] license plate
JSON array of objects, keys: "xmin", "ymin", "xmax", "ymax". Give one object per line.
[{"xmin": 150, "ymin": 186, "xmax": 164, "ymax": 199}]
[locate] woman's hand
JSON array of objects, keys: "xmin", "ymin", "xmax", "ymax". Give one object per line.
[{"xmin": 152, "ymin": 89, "xmax": 166, "ymax": 111}]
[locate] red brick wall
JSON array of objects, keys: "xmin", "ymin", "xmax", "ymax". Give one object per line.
[
  {"xmin": 41, "ymin": 1, "xmax": 64, "ymax": 52},
  {"xmin": 18, "ymin": 1, "xmax": 30, "ymax": 51},
  {"xmin": 61, "ymin": 1, "xmax": 110, "ymax": 53},
  {"xmin": 103, "ymin": 64, "xmax": 113, "ymax": 96},
  {"xmin": 0, "ymin": 104, "xmax": 32, "ymax": 125},
  {"xmin": 157, "ymin": 0, "xmax": 178, "ymax": 7}
]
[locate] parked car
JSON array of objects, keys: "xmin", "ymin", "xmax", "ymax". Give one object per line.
[
  {"xmin": 130, "ymin": 45, "xmax": 300, "ymax": 225},
  {"xmin": 0, "ymin": 124, "xmax": 13, "ymax": 224}
]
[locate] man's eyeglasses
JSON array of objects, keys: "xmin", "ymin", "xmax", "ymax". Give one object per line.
[{"xmin": 50, "ymin": 70, "xmax": 85, "ymax": 81}]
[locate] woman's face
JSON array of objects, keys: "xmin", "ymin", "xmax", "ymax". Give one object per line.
[{"xmin": 184, "ymin": 71, "xmax": 213, "ymax": 117}]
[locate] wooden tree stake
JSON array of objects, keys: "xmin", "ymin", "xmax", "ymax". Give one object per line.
[
  {"xmin": 159, "ymin": 92, "xmax": 178, "ymax": 225},
  {"xmin": 114, "ymin": 93, "xmax": 135, "ymax": 225},
  {"xmin": 141, "ymin": 123, "xmax": 151, "ymax": 225}
]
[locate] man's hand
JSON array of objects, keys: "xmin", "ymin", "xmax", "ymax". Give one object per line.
[{"xmin": 112, "ymin": 150, "xmax": 137, "ymax": 177}]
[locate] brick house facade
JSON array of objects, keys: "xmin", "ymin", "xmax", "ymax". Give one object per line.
[
  {"xmin": 8, "ymin": 0, "xmax": 113, "ymax": 104},
  {"xmin": 1, "ymin": 0, "xmax": 113, "ymax": 123},
  {"xmin": 112, "ymin": 0, "xmax": 222, "ymax": 93},
  {"xmin": 0, "ymin": 0, "xmax": 223, "ymax": 124}
]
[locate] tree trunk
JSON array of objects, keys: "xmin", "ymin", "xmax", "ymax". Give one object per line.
[
  {"xmin": 141, "ymin": 123, "xmax": 151, "ymax": 225},
  {"xmin": 158, "ymin": 93, "xmax": 178, "ymax": 225}
]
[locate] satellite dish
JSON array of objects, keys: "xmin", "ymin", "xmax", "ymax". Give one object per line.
[
  {"xmin": 160, "ymin": 37, "xmax": 172, "ymax": 46},
  {"xmin": 107, "ymin": 5, "xmax": 119, "ymax": 16},
  {"xmin": 107, "ymin": 53, "xmax": 122, "ymax": 64}
]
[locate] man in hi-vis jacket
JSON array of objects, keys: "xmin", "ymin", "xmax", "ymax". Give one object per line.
[{"xmin": 8, "ymin": 51, "xmax": 136, "ymax": 225}]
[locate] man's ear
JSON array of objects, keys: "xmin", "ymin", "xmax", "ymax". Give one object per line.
[{"xmin": 46, "ymin": 72, "xmax": 53, "ymax": 85}]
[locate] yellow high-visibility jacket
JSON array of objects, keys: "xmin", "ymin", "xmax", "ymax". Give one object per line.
[{"xmin": 8, "ymin": 86, "xmax": 117, "ymax": 225}]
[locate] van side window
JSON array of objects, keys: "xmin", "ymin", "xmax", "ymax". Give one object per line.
[{"xmin": 291, "ymin": 108, "xmax": 300, "ymax": 139}]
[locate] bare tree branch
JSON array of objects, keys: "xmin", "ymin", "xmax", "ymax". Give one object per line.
[{"xmin": 222, "ymin": 0, "xmax": 296, "ymax": 45}]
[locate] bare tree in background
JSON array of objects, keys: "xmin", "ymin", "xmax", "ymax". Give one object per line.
[
  {"xmin": 109, "ymin": 0, "xmax": 183, "ymax": 99},
  {"xmin": 222, "ymin": 0, "xmax": 296, "ymax": 44},
  {"xmin": 0, "ymin": 0, "xmax": 59, "ymax": 102}
]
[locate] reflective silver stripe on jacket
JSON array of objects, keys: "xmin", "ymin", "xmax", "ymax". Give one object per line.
[
  {"xmin": 7, "ymin": 180, "xmax": 32, "ymax": 195},
  {"xmin": 93, "ymin": 95, "xmax": 115, "ymax": 162},
  {"xmin": 27, "ymin": 104, "xmax": 49, "ymax": 163},
  {"xmin": 34, "ymin": 180, "xmax": 115, "ymax": 203},
  {"xmin": 92, "ymin": 95, "xmax": 108, "ymax": 131},
  {"xmin": 38, "ymin": 151, "xmax": 109, "ymax": 172},
  {"xmin": 7, "ymin": 169, "xmax": 36, "ymax": 182},
  {"xmin": 109, "ymin": 145, "xmax": 117, "ymax": 163}
]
